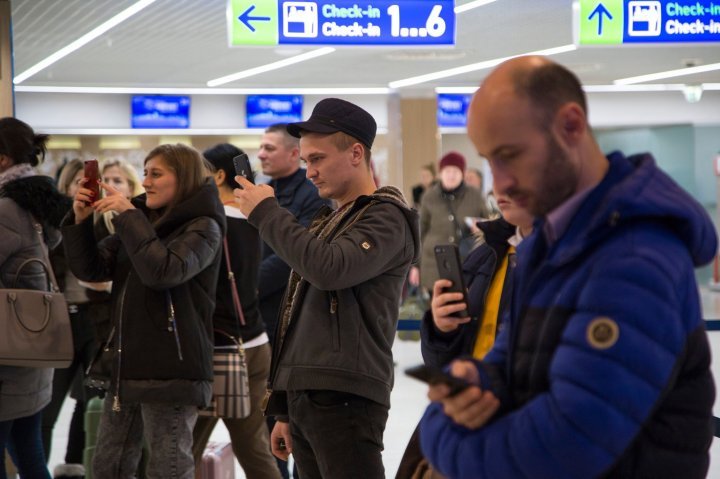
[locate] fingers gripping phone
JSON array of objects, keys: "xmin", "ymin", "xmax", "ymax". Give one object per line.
[
  {"xmin": 434, "ymin": 244, "xmax": 470, "ymax": 318},
  {"xmin": 83, "ymin": 159, "xmax": 100, "ymax": 204},
  {"xmin": 405, "ymin": 364, "xmax": 471, "ymax": 397},
  {"xmin": 232, "ymin": 153, "xmax": 254, "ymax": 188}
]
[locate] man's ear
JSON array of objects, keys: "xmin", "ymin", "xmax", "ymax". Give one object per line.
[
  {"xmin": 554, "ymin": 102, "xmax": 586, "ymax": 146},
  {"xmin": 350, "ymin": 143, "xmax": 365, "ymax": 166}
]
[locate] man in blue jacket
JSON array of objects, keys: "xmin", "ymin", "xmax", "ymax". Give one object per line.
[{"xmin": 420, "ymin": 56, "xmax": 717, "ymax": 478}]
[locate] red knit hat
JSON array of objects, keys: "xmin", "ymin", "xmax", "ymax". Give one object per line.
[{"xmin": 439, "ymin": 151, "xmax": 466, "ymax": 173}]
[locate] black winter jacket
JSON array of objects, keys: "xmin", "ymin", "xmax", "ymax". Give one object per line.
[
  {"xmin": 214, "ymin": 206, "xmax": 265, "ymax": 344},
  {"xmin": 62, "ymin": 179, "xmax": 225, "ymax": 408},
  {"xmin": 421, "ymin": 217, "xmax": 516, "ymax": 368},
  {"xmin": 258, "ymin": 168, "xmax": 328, "ymax": 344},
  {"xmin": 251, "ymin": 186, "xmax": 420, "ymax": 411}
]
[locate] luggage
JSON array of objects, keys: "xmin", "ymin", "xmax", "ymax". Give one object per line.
[
  {"xmin": 201, "ymin": 441, "xmax": 236, "ymax": 479},
  {"xmin": 83, "ymin": 396, "xmax": 104, "ymax": 479}
]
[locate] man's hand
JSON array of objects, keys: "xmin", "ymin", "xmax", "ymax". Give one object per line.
[
  {"xmin": 233, "ymin": 176, "xmax": 275, "ymax": 218},
  {"xmin": 270, "ymin": 420, "xmax": 293, "ymax": 461},
  {"xmin": 431, "ymin": 279, "xmax": 471, "ymax": 332},
  {"xmin": 428, "ymin": 360, "xmax": 500, "ymax": 430}
]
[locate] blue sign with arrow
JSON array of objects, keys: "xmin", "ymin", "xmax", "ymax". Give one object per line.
[{"xmin": 578, "ymin": 0, "xmax": 720, "ymax": 44}]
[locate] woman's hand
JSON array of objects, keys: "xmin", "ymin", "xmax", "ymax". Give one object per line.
[
  {"xmin": 431, "ymin": 279, "xmax": 471, "ymax": 332},
  {"xmin": 72, "ymin": 178, "xmax": 97, "ymax": 224},
  {"xmin": 92, "ymin": 183, "xmax": 135, "ymax": 216}
]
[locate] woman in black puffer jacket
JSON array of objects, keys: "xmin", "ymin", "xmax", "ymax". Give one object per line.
[{"xmin": 62, "ymin": 143, "xmax": 225, "ymax": 479}]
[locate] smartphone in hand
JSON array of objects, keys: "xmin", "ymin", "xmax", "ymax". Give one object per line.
[
  {"xmin": 405, "ymin": 364, "xmax": 471, "ymax": 397},
  {"xmin": 232, "ymin": 153, "xmax": 254, "ymax": 188},
  {"xmin": 83, "ymin": 159, "xmax": 100, "ymax": 204},
  {"xmin": 434, "ymin": 244, "xmax": 470, "ymax": 317}
]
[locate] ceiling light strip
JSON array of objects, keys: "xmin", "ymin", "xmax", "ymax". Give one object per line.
[
  {"xmin": 454, "ymin": 0, "xmax": 498, "ymax": 14},
  {"xmin": 207, "ymin": 47, "xmax": 336, "ymax": 87},
  {"xmin": 13, "ymin": 0, "xmax": 159, "ymax": 84},
  {"xmin": 614, "ymin": 62, "xmax": 720, "ymax": 85},
  {"xmin": 15, "ymin": 85, "xmax": 390, "ymax": 95},
  {"xmin": 389, "ymin": 44, "xmax": 577, "ymax": 89}
]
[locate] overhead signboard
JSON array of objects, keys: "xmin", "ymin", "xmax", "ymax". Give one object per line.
[
  {"xmin": 437, "ymin": 93, "xmax": 471, "ymax": 128},
  {"xmin": 246, "ymin": 94, "xmax": 303, "ymax": 128},
  {"xmin": 131, "ymin": 96, "xmax": 190, "ymax": 129},
  {"xmin": 228, "ymin": 0, "xmax": 456, "ymax": 46},
  {"xmin": 577, "ymin": 0, "xmax": 720, "ymax": 44}
]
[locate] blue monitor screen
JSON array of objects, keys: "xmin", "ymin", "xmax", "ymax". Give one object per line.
[
  {"xmin": 246, "ymin": 95, "xmax": 303, "ymax": 128},
  {"xmin": 131, "ymin": 95, "xmax": 190, "ymax": 129},
  {"xmin": 437, "ymin": 93, "xmax": 472, "ymax": 128}
]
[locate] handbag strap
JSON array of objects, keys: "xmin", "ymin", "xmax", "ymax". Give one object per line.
[
  {"xmin": 223, "ymin": 236, "xmax": 246, "ymax": 327},
  {"xmin": 31, "ymin": 221, "xmax": 61, "ymax": 293}
]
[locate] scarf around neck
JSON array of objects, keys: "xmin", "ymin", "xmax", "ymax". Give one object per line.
[{"xmin": 0, "ymin": 163, "xmax": 35, "ymax": 191}]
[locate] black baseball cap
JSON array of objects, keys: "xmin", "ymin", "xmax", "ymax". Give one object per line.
[{"xmin": 286, "ymin": 98, "xmax": 377, "ymax": 149}]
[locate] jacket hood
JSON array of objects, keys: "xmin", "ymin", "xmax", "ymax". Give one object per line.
[
  {"xmin": 0, "ymin": 175, "xmax": 72, "ymax": 231},
  {"xmin": 556, "ymin": 151, "xmax": 717, "ymax": 267},
  {"xmin": 363, "ymin": 185, "xmax": 421, "ymax": 263},
  {"xmin": 131, "ymin": 177, "xmax": 226, "ymax": 238}
]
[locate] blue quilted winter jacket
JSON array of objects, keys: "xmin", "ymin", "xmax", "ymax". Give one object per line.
[{"xmin": 420, "ymin": 152, "xmax": 717, "ymax": 479}]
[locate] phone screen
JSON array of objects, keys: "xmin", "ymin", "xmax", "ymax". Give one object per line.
[
  {"xmin": 232, "ymin": 153, "xmax": 254, "ymax": 188},
  {"xmin": 83, "ymin": 159, "xmax": 100, "ymax": 204},
  {"xmin": 434, "ymin": 244, "xmax": 470, "ymax": 317}
]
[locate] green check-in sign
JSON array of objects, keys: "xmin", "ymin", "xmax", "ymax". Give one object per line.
[{"xmin": 229, "ymin": 0, "xmax": 279, "ymax": 45}]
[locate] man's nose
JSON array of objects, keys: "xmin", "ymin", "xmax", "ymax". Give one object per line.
[{"xmin": 491, "ymin": 167, "xmax": 514, "ymax": 196}]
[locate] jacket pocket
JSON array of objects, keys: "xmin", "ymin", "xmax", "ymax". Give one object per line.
[{"xmin": 329, "ymin": 292, "xmax": 340, "ymax": 352}]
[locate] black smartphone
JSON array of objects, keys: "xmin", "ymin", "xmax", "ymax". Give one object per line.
[
  {"xmin": 434, "ymin": 244, "xmax": 469, "ymax": 317},
  {"xmin": 405, "ymin": 364, "xmax": 471, "ymax": 396},
  {"xmin": 83, "ymin": 159, "xmax": 100, "ymax": 204},
  {"xmin": 232, "ymin": 153, "xmax": 254, "ymax": 188}
]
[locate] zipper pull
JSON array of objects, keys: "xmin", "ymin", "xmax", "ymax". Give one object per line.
[
  {"xmin": 112, "ymin": 395, "xmax": 121, "ymax": 412},
  {"xmin": 330, "ymin": 296, "xmax": 337, "ymax": 314}
]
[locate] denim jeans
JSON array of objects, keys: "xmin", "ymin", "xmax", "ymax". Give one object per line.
[
  {"xmin": 91, "ymin": 397, "xmax": 197, "ymax": 479},
  {"xmin": 287, "ymin": 390, "xmax": 388, "ymax": 479},
  {"xmin": 0, "ymin": 411, "xmax": 51, "ymax": 479}
]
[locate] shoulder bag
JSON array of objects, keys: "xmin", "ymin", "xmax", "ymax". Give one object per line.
[
  {"xmin": 0, "ymin": 224, "xmax": 73, "ymax": 368},
  {"xmin": 199, "ymin": 236, "xmax": 251, "ymax": 419}
]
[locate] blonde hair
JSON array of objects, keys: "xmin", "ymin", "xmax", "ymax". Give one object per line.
[
  {"xmin": 101, "ymin": 158, "xmax": 143, "ymax": 197},
  {"xmin": 56, "ymin": 159, "xmax": 84, "ymax": 196}
]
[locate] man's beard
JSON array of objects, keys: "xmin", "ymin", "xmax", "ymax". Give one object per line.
[{"xmin": 528, "ymin": 134, "xmax": 578, "ymax": 216}]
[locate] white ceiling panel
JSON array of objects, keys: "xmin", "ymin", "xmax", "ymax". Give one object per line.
[{"xmin": 8, "ymin": 0, "xmax": 720, "ymax": 91}]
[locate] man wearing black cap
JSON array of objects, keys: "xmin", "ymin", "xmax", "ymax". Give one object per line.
[{"xmin": 234, "ymin": 98, "xmax": 420, "ymax": 478}]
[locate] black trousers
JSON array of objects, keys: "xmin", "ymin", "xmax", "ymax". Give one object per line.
[{"xmin": 287, "ymin": 390, "xmax": 388, "ymax": 479}]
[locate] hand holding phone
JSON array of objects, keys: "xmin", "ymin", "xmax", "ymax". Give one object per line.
[
  {"xmin": 232, "ymin": 153, "xmax": 254, "ymax": 189},
  {"xmin": 405, "ymin": 364, "xmax": 471, "ymax": 397},
  {"xmin": 434, "ymin": 244, "xmax": 469, "ymax": 318},
  {"xmin": 83, "ymin": 159, "xmax": 100, "ymax": 204}
]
